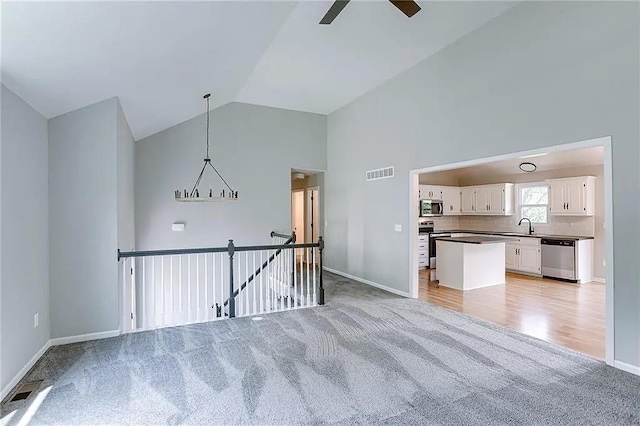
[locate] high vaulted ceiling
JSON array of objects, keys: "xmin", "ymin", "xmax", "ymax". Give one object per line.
[{"xmin": 2, "ymin": 1, "xmax": 515, "ymax": 140}]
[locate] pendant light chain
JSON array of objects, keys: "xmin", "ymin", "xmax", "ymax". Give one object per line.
[{"xmin": 205, "ymin": 94, "xmax": 210, "ymax": 160}]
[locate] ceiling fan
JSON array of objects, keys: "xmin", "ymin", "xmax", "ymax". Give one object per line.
[{"xmin": 320, "ymin": 0, "xmax": 421, "ymax": 25}]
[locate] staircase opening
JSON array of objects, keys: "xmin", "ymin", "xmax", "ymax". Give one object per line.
[{"xmin": 118, "ymin": 231, "xmax": 324, "ymax": 333}]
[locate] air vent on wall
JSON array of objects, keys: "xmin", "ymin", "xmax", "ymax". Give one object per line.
[{"xmin": 366, "ymin": 166, "xmax": 395, "ymax": 182}]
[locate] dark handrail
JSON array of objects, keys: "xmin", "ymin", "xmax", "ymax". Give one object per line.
[
  {"xmin": 118, "ymin": 246, "xmax": 227, "ymax": 259},
  {"xmin": 270, "ymin": 231, "xmax": 294, "ymax": 240},
  {"xmin": 117, "ymin": 240, "xmax": 321, "ymax": 259}
]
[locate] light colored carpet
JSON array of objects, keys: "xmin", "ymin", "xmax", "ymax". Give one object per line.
[{"xmin": 2, "ymin": 272, "xmax": 639, "ymax": 425}]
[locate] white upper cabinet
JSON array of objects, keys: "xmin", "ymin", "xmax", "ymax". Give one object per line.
[
  {"xmin": 547, "ymin": 176, "xmax": 595, "ymax": 216},
  {"xmin": 442, "ymin": 186, "xmax": 461, "ymax": 215},
  {"xmin": 475, "ymin": 187, "xmax": 491, "ymax": 214},
  {"xmin": 461, "ymin": 187, "xmax": 476, "ymax": 214},
  {"xmin": 460, "ymin": 184, "xmax": 514, "ymax": 216},
  {"xmin": 419, "ymin": 185, "xmax": 443, "ymax": 200}
]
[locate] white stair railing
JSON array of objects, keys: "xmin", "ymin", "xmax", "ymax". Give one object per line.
[{"xmin": 118, "ymin": 233, "xmax": 324, "ymax": 333}]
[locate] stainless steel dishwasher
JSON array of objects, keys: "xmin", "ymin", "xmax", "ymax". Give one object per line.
[{"xmin": 541, "ymin": 238, "xmax": 577, "ymax": 282}]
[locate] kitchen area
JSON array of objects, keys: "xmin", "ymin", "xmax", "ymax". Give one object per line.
[{"xmin": 415, "ymin": 146, "xmax": 606, "ymax": 359}]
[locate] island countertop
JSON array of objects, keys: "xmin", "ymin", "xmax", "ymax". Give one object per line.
[
  {"xmin": 430, "ymin": 230, "xmax": 593, "ymax": 241},
  {"xmin": 435, "ymin": 236, "xmax": 513, "ymax": 245}
]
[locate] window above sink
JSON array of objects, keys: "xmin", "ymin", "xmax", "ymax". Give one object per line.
[{"xmin": 518, "ymin": 183, "xmax": 549, "ymax": 224}]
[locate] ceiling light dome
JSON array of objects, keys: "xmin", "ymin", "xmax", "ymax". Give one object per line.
[{"xmin": 519, "ymin": 162, "xmax": 537, "ymax": 173}]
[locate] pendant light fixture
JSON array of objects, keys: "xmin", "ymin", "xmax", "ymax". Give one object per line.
[{"xmin": 175, "ymin": 93, "xmax": 238, "ymax": 202}]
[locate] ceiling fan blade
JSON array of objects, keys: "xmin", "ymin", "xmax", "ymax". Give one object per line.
[
  {"xmin": 389, "ymin": 0, "xmax": 421, "ymax": 18},
  {"xmin": 319, "ymin": 0, "xmax": 351, "ymax": 25}
]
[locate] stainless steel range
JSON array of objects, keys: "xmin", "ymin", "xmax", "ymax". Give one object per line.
[{"xmin": 418, "ymin": 221, "xmax": 451, "ymax": 269}]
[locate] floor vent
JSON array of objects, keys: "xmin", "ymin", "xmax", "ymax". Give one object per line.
[
  {"xmin": 8, "ymin": 380, "xmax": 43, "ymax": 402},
  {"xmin": 366, "ymin": 166, "xmax": 394, "ymax": 181}
]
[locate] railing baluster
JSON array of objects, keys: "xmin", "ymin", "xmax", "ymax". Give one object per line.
[
  {"xmin": 294, "ymin": 248, "xmax": 298, "ymax": 308},
  {"xmin": 131, "ymin": 258, "xmax": 136, "ymax": 330},
  {"xmin": 319, "ymin": 236, "xmax": 324, "ymax": 306},
  {"xmin": 187, "ymin": 255, "xmax": 191, "ymax": 323},
  {"xmin": 252, "ymin": 251, "xmax": 257, "ymax": 315},
  {"xmin": 245, "ymin": 252, "xmax": 249, "ymax": 316},
  {"xmin": 212, "ymin": 253, "xmax": 216, "ymax": 319},
  {"xmin": 142, "ymin": 258, "xmax": 146, "ymax": 329},
  {"xmin": 220, "ymin": 253, "xmax": 224, "ymax": 317},
  {"xmin": 179, "ymin": 255, "xmax": 183, "ymax": 313},
  {"xmin": 121, "ymin": 259, "xmax": 127, "ymax": 332},
  {"xmin": 305, "ymin": 247, "xmax": 311, "ymax": 306},
  {"xmin": 313, "ymin": 246, "xmax": 317, "ymax": 306},
  {"xmin": 161, "ymin": 256, "xmax": 165, "ymax": 327},
  {"xmin": 272, "ymin": 250, "xmax": 277, "ymax": 311},
  {"xmin": 286, "ymin": 248, "xmax": 291, "ymax": 310},
  {"xmin": 278, "ymin": 251, "xmax": 286, "ymax": 311},
  {"xmin": 170, "ymin": 256, "xmax": 175, "ymax": 323},
  {"xmin": 259, "ymin": 251, "xmax": 264, "ymax": 313},
  {"xmin": 205, "ymin": 253, "xmax": 209, "ymax": 320},
  {"xmin": 151, "ymin": 257, "xmax": 156, "ymax": 329},
  {"xmin": 196, "ymin": 254, "xmax": 200, "ymax": 321}
]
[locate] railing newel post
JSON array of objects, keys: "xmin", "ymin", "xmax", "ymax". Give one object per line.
[
  {"xmin": 228, "ymin": 239, "xmax": 236, "ymax": 318},
  {"xmin": 318, "ymin": 236, "xmax": 324, "ymax": 305}
]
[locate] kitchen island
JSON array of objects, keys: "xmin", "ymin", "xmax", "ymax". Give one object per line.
[{"xmin": 435, "ymin": 236, "xmax": 513, "ymax": 290}]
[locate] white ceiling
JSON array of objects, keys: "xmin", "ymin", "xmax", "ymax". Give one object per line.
[
  {"xmin": 420, "ymin": 146, "xmax": 605, "ymax": 184},
  {"xmin": 2, "ymin": 1, "xmax": 515, "ymax": 140},
  {"xmin": 237, "ymin": 0, "xmax": 515, "ymax": 114}
]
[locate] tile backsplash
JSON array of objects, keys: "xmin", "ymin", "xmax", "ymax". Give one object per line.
[{"xmin": 432, "ymin": 214, "xmax": 595, "ymax": 237}]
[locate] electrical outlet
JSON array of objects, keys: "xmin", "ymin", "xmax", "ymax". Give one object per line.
[
  {"xmin": 34, "ymin": 312, "xmax": 39, "ymax": 328},
  {"xmin": 603, "ymin": 259, "xmax": 606, "ymax": 267},
  {"xmin": 394, "ymin": 224, "xmax": 402, "ymax": 232}
]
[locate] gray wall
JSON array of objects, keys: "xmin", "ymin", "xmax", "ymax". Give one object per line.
[
  {"xmin": 325, "ymin": 2, "xmax": 639, "ymax": 366},
  {"xmin": 49, "ymin": 98, "xmax": 120, "ymax": 338},
  {"xmin": 1, "ymin": 85, "xmax": 50, "ymax": 392},
  {"xmin": 117, "ymin": 100, "xmax": 135, "ymax": 252},
  {"xmin": 135, "ymin": 102, "xmax": 326, "ymax": 250}
]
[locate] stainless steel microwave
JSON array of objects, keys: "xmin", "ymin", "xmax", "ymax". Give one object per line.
[{"xmin": 420, "ymin": 199, "xmax": 444, "ymax": 217}]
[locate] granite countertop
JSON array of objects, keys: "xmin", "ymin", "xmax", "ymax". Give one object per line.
[
  {"xmin": 434, "ymin": 230, "xmax": 594, "ymax": 241},
  {"xmin": 434, "ymin": 236, "xmax": 514, "ymax": 245}
]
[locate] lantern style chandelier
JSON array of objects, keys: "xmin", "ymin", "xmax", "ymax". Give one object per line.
[{"xmin": 175, "ymin": 93, "xmax": 238, "ymax": 202}]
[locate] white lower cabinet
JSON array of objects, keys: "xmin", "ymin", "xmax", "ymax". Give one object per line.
[
  {"xmin": 518, "ymin": 246, "xmax": 540, "ymax": 274},
  {"xmin": 506, "ymin": 243, "xmax": 518, "ymax": 270},
  {"xmin": 418, "ymin": 234, "xmax": 429, "ymax": 269},
  {"xmin": 506, "ymin": 238, "xmax": 541, "ymax": 275}
]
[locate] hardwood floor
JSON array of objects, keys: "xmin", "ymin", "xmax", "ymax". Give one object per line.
[{"xmin": 419, "ymin": 270, "xmax": 606, "ymax": 359}]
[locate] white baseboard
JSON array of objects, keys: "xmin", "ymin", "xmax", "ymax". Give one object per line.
[
  {"xmin": 614, "ymin": 360, "xmax": 640, "ymax": 376},
  {"xmin": 49, "ymin": 329, "xmax": 120, "ymax": 346},
  {"xmin": 592, "ymin": 277, "xmax": 606, "ymax": 283},
  {"xmin": 323, "ymin": 267, "xmax": 410, "ymax": 297},
  {"xmin": 1, "ymin": 340, "xmax": 51, "ymax": 401}
]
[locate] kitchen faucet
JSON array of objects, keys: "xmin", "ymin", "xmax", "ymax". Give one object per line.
[{"xmin": 518, "ymin": 217, "xmax": 534, "ymax": 235}]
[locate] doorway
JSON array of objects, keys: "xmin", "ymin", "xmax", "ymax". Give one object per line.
[
  {"xmin": 409, "ymin": 136, "xmax": 614, "ymax": 365},
  {"xmin": 292, "ymin": 189, "xmax": 305, "ymax": 262},
  {"xmin": 291, "ymin": 170, "xmax": 323, "ymax": 266}
]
